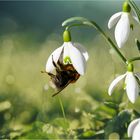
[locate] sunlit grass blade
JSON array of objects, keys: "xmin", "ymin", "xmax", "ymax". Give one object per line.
[{"xmin": 128, "ymin": 0, "xmax": 140, "ymax": 22}]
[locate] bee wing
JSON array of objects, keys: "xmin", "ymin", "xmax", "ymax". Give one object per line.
[
  {"xmin": 57, "ymin": 47, "xmax": 65, "ymax": 69},
  {"xmin": 58, "ymin": 46, "xmax": 64, "ymax": 63},
  {"xmin": 52, "ymin": 80, "xmax": 72, "ymax": 97},
  {"xmin": 52, "ymin": 47, "xmax": 64, "ymax": 72}
]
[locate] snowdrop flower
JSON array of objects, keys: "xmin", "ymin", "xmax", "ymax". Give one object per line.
[
  {"xmin": 108, "ymin": 2, "xmax": 132, "ymax": 48},
  {"xmin": 128, "ymin": 118, "xmax": 140, "ymax": 140},
  {"xmin": 108, "ymin": 63, "xmax": 140, "ymax": 103},
  {"xmin": 46, "ymin": 30, "xmax": 89, "ymax": 75}
]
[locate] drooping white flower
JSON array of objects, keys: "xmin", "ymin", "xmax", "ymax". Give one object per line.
[
  {"xmin": 108, "ymin": 63, "xmax": 140, "ymax": 103},
  {"xmin": 108, "ymin": 2, "xmax": 135, "ymax": 48},
  {"xmin": 128, "ymin": 118, "xmax": 140, "ymax": 140},
  {"xmin": 46, "ymin": 31, "xmax": 89, "ymax": 76}
]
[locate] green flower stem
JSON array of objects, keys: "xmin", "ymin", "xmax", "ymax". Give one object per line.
[
  {"xmin": 65, "ymin": 23, "xmax": 85, "ymax": 30},
  {"xmin": 58, "ymin": 96, "xmax": 67, "ymax": 122},
  {"xmin": 66, "ymin": 21, "xmax": 127, "ymax": 65},
  {"xmin": 127, "ymin": 57, "xmax": 140, "ymax": 63}
]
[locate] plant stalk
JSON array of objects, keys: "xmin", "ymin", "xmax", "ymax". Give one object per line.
[
  {"xmin": 66, "ymin": 21, "xmax": 127, "ymax": 65},
  {"xmin": 58, "ymin": 96, "xmax": 67, "ymax": 122}
]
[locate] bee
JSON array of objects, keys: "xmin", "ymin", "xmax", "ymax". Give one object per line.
[{"xmin": 42, "ymin": 47, "xmax": 80, "ymax": 97}]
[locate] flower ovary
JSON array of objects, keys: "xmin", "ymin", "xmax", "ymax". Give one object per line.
[
  {"xmin": 123, "ymin": 2, "xmax": 131, "ymax": 13},
  {"xmin": 127, "ymin": 63, "xmax": 134, "ymax": 72},
  {"xmin": 63, "ymin": 30, "xmax": 71, "ymax": 42}
]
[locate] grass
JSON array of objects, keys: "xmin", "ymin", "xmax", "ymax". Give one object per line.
[{"xmin": 0, "ymin": 24, "xmax": 140, "ymax": 139}]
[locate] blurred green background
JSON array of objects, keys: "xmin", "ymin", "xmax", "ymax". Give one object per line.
[{"xmin": 0, "ymin": 0, "xmax": 140, "ymax": 139}]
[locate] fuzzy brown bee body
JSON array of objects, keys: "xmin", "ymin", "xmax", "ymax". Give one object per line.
[{"xmin": 47, "ymin": 47, "xmax": 80, "ymax": 97}]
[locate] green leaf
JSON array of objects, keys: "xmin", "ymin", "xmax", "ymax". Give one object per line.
[
  {"xmin": 133, "ymin": 109, "xmax": 140, "ymax": 117},
  {"xmin": 97, "ymin": 104, "xmax": 116, "ymax": 116},
  {"xmin": 79, "ymin": 130, "xmax": 95, "ymax": 138},
  {"xmin": 32, "ymin": 121, "xmax": 44, "ymax": 130},
  {"xmin": 78, "ymin": 130, "xmax": 96, "ymax": 139},
  {"xmin": 52, "ymin": 118, "xmax": 69, "ymax": 130},
  {"xmin": 105, "ymin": 110, "xmax": 131, "ymax": 139},
  {"xmin": 0, "ymin": 101, "xmax": 11, "ymax": 112},
  {"xmin": 78, "ymin": 130, "xmax": 104, "ymax": 139},
  {"xmin": 19, "ymin": 122, "xmax": 57, "ymax": 139},
  {"xmin": 20, "ymin": 131, "xmax": 49, "ymax": 139},
  {"xmin": 104, "ymin": 101, "xmax": 119, "ymax": 110}
]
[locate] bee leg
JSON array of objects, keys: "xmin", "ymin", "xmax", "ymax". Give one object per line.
[
  {"xmin": 52, "ymin": 80, "xmax": 72, "ymax": 97},
  {"xmin": 57, "ymin": 59, "xmax": 64, "ymax": 70},
  {"xmin": 57, "ymin": 47, "xmax": 64, "ymax": 69},
  {"xmin": 52, "ymin": 55, "xmax": 57, "ymax": 68},
  {"xmin": 41, "ymin": 70, "xmax": 56, "ymax": 78},
  {"xmin": 52, "ymin": 55, "xmax": 60, "ymax": 71},
  {"xmin": 48, "ymin": 72, "xmax": 56, "ymax": 78},
  {"xmin": 52, "ymin": 55, "xmax": 62, "ymax": 74},
  {"xmin": 52, "ymin": 90, "xmax": 62, "ymax": 97}
]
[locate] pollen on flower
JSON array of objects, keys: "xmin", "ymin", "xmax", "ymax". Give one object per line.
[{"xmin": 64, "ymin": 56, "xmax": 72, "ymax": 64}]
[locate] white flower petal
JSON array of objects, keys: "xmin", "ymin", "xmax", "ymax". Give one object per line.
[
  {"xmin": 115, "ymin": 13, "xmax": 130, "ymax": 48},
  {"xmin": 133, "ymin": 122, "xmax": 140, "ymax": 140},
  {"xmin": 108, "ymin": 12, "xmax": 122, "ymax": 29},
  {"xmin": 73, "ymin": 43, "xmax": 89, "ymax": 61},
  {"xmin": 46, "ymin": 46, "xmax": 63, "ymax": 73},
  {"xmin": 108, "ymin": 73, "xmax": 126, "ymax": 96},
  {"xmin": 128, "ymin": 119, "xmax": 140, "ymax": 137},
  {"xmin": 68, "ymin": 42, "xmax": 86, "ymax": 75},
  {"xmin": 63, "ymin": 42, "xmax": 70, "ymax": 58},
  {"xmin": 125, "ymin": 72, "xmax": 139, "ymax": 103}
]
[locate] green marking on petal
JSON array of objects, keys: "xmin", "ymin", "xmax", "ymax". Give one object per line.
[
  {"xmin": 64, "ymin": 56, "xmax": 72, "ymax": 64},
  {"xmin": 123, "ymin": 2, "xmax": 131, "ymax": 13}
]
